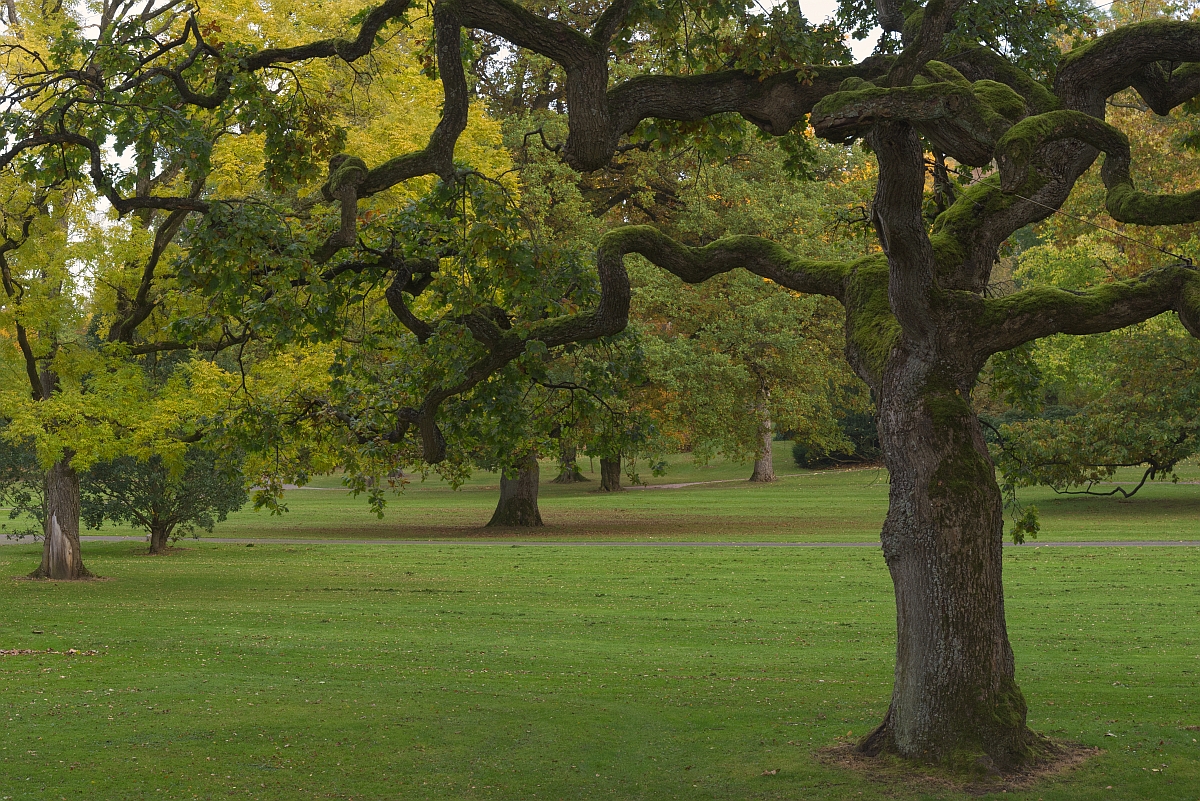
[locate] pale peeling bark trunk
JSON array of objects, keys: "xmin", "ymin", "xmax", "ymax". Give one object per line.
[
  {"xmin": 598, "ymin": 456, "xmax": 621, "ymax": 492},
  {"xmin": 749, "ymin": 385, "xmax": 776, "ymax": 483},
  {"xmin": 487, "ymin": 452, "xmax": 543, "ymax": 527},
  {"xmin": 31, "ymin": 459, "xmax": 90, "ymax": 580},
  {"xmin": 857, "ymin": 350, "xmax": 1040, "ymax": 771},
  {"xmin": 552, "ymin": 443, "xmax": 588, "ymax": 483}
]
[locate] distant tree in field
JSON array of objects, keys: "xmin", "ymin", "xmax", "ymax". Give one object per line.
[
  {"xmin": 81, "ymin": 449, "xmax": 249, "ymax": 555},
  {"xmin": 0, "ymin": 181, "xmax": 243, "ymax": 578},
  {"xmin": 632, "ymin": 138, "xmax": 876, "ymax": 482},
  {"xmin": 639, "ymin": 270, "xmax": 862, "ymax": 482}
]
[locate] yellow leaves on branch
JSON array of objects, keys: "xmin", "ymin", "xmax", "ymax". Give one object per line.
[{"xmin": 205, "ymin": 5, "xmax": 511, "ymax": 201}]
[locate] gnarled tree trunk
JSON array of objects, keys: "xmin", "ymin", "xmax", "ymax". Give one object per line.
[
  {"xmin": 856, "ymin": 352, "xmax": 1039, "ymax": 771},
  {"xmin": 598, "ymin": 456, "xmax": 621, "ymax": 492},
  {"xmin": 31, "ymin": 458, "xmax": 90, "ymax": 580},
  {"xmin": 552, "ymin": 443, "xmax": 589, "ymax": 483},
  {"xmin": 748, "ymin": 383, "xmax": 776, "ymax": 482},
  {"xmin": 487, "ymin": 452, "xmax": 543, "ymax": 527},
  {"xmin": 846, "ymin": 120, "xmax": 1040, "ymax": 770}
]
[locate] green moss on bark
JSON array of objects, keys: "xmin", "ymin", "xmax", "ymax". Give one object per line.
[
  {"xmin": 329, "ymin": 154, "xmax": 369, "ymax": 192},
  {"xmin": 843, "ymin": 254, "xmax": 899, "ymax": 378},
  {"xmin": 1106, "ymin": 181, "xmax": 1200, "ymax": 226},
  {"xmin": 971, "ymin": 80, "xmax": 1027, "ymax": 122},
  {"xmin": 921, "ymin": 60, "xmax": 970, "ymax": 87},
  {"xmin": 1181, "ymin": 276, "xmax": 1200, "ymax": 338}
]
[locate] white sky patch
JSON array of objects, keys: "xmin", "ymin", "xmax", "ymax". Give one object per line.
[{"xmin": 794, "ymin": 0, "xmax": 883, "ymax": 61}]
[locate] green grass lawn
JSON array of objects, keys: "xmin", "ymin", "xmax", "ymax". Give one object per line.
[
  {"xmin": 2, "ymin": 542, "xmax": 1200, "ymax": 799},
  {"xmin": 4, "ymin": 447, "xmax": 1200, "ymax": 799}
]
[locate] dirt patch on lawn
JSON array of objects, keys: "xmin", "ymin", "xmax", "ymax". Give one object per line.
[{"xmin": 815, "ymin": 741, "xmax": 1099, "ymax": 796}]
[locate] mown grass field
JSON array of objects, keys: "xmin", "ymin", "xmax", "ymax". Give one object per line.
[{"xmin": 2, "ymin": 447, "xmax": 1200, "ymax": 800}]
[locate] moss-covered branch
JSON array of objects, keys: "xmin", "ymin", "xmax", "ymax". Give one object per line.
[
  {"xmin": 969, "ymin": 264, "xmax": 1200, "ymax": 355},
  {"xmin": 944, "ymin": 45, "xmax": 1059, "ymax": 115},
  {"xmin": 593, "ymin": 225, "xmax": 851, "ymax": 300},
  {"xmin": 811, "ymin": 77, "xmax": 1018, "ymax": 167},
  {"xmin": 996, "ymin": 109, "xmax": 1200, "ymax": 226},
  {"xmin": 1056, "ymin": 19, "xmax": 1200, "ymax": 114}
]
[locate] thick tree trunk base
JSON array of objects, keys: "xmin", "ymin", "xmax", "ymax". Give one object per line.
[
  {"xmin": 749, "ymin": 396, "xmax": 775, "ymax": 482},
  {"xmin": 487, "ymin": 453, "xmax": 544, "ymax": 527},
  {"xmin": 551, "ymin": 466, "xmax": 590, "ymax": 483},
  {"xmin": 552, "ymin": 444, "xmax": 589, "ymax": 483},
  {"xmin": 855, "ymin": 705, "xmax": 1050, "ymax": 775},
  {"xmin": 822, "ymin": 738, "xmax": 1091, "ymax": 792},
  {"xmin": 598, "ymin": 457, "xmax": 622, "ymax": 492},
  {"xmin": 487, "ymin": 499, "xmax": 544, "ymax": 527},
  {"xmin": 30, "ymin": 460, "xmax": 92, "ymax": 580},
  {"xmin": 748, "ymin": 453, "xmax": 776, "ymax": 483},
  {"xmin": 27, "ymin": 564, "xmax": 96, "ymax": 579},
  {"xmin": 148, "ymin": 529, "xmax": 172, "ymax": 555}
]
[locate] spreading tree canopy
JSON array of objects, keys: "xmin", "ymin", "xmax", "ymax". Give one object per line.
[{"xmin": 5, "ymin": 0, "xmax": 1200, "ymax": 771}]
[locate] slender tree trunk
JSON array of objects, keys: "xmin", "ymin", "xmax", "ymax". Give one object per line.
[
  {"xmin": 856, "ymin": 352, "xmax": 1040, "ymax": 771},
  {"xmin": 748, "ymin": 384, "xmax": 776, "ymax": 482},
  {"xmin": 148, "ymin": 522, "xmax": 172, "ymax": 555},
  {"xmin": 598, "ymin": 456, "xmax": 621, "ymax": 492},
  {"xmin": 487, "ymin": 452, "xmax": 543, "ymax": 527},
  {"xmin": 552, "ymin": 443, "xmax": 589, "ymax": 483},
  {"xmin": 30, "ymin": 458, "xmax": 90, "ymax": 580}
]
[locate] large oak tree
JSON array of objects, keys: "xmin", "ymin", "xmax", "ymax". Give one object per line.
[{"xmin": 6, "ymin": 0, "xmax": 1200, "ymax": 770}]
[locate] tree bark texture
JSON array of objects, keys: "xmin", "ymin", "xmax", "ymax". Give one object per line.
[
  {"xmin": 844, "ymin": 120, "xmax": 1040, "ymax": 770},
  {"xmin": 748, "ymin": 385, "xmax": 776, "ymax": 482},
  {"xmin": 855, "ymin": 348, "xmax": 1040, "ymax": 771},
  {"xmin": 148, "ymin": 522, "xmax": 172, "ymax": 555},
  {"xmin": 31, "ymin": 459, "xmax": 90, "ymax": 580},
  {"xmin": 487, "ymin": 452, "xmax": 543, "ymax": 527},
  {"xmin": 552, "ymin": 443, "xmax": 589, "ymax": 483},
  {"xmin": 598, "ymin": 456, "xmax": 622, "ymax": 492}
]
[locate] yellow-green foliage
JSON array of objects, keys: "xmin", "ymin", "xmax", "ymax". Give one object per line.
[{"xmin": 203, "ymin": 3, "xmax": 511, "ymax": 202}]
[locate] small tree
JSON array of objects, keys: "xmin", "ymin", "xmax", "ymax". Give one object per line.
[
  {"xmin": 81, "ymin": 449, "xmax": 249, "ymax": 555},
  {"xmin": 0, "ymin": 433, "xmax": 43, "ymax": 540}
]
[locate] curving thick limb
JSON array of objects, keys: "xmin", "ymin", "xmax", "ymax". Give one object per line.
[
  {"xmin": 592, "ymin": 224, "xmax": 850, "ymax": 300},
  {"xmin": 995, "ymin": 109, "xmax": 1200, "ymax": 226},
  {"xmin": 811, "ymin": 79, "xmax": 1012, "ymax": 166},
  {"xmin": 1056, "ymin": 19, "xmax": 1200, "ymax": 114},
  {"xmin": 971, "ymin": 263, "xmax": 1200, "ymax": 355}
]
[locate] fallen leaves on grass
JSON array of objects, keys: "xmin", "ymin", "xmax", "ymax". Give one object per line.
[{"xmin": 1, "ymin": 648, "xmax": 101, "ymax": 657}]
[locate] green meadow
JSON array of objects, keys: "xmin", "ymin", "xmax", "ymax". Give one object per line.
[{"xmin": 2, "ymin": 446, "xmax": 1200, "ymax": 799}]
